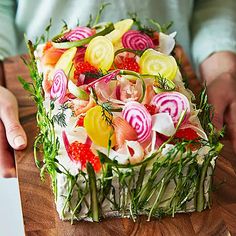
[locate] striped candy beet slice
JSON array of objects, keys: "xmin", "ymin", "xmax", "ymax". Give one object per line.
[
  {"xmin": 64, "ymin": 27, "xmax": 94, "ymax": 41},
  {"xmin": 122, "ymin": 101, "xmax": 152, "ymax": 143},
  {"xmin": 122, "ymin": 30, "xmax": 155, "ymax": 50},
  {"xmin": 151, "ymin": 92, "xmax": 190, "ymax": 124}
]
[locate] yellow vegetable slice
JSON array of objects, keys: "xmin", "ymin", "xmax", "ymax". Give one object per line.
[
  {"xmin": 85, "ymin": 36, "xmax": 114, "ymax": 72},
  {"xmin": 105, "ymin": 19, "xmax": 133, "ymax": 44},
  {"xmin": 55, "ymin": 47, "xmax": 77, "ymax": 75},
  {"xmin": 84, "ymin": 105, "xmax": 116, "ymax": 148},
  {"xmin": 139, "ymin": 49, "xmax": 178, "ymax": 81}
]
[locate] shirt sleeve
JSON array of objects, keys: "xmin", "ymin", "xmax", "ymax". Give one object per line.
[
  {"xmin": 0, "ymin": 0, "xmax": 17, "ymax": 60},
  {"xmin": 191, "ymin": 0, "xmax": 236, "ymax": 69}
]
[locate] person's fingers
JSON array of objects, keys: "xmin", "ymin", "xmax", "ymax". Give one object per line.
[
  {"xmin": 0, "ymin": 120, "xmax": 16, "ymax": 178},
  {"xmin": 224, "ymin": 102, "xmax": 236, "ymax": 153},
  {"xmin": 0, "ymin": 95, "xmax": 27, "ymax": 150}
]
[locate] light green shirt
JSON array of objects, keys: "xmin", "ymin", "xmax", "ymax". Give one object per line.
[{"xmin": 0, "ymin": 0, "xmax": 235, "ymax": 69}]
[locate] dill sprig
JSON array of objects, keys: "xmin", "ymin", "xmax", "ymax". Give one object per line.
[
  {"xmin": 52, "ymin": 112, "xmax": 66, "ymax": 127},
  {"xmin": 100, "ymin": 102, "xmax": 113, "ymax": 126},
  {"xmin": 197, "ymin": 87, "xmax": 214, "ymax": 134},
  {"xmin": 154, "ymin": 73, "xmax": 176, "ymax": 91},
  {"xmin": 52, "ymin": 103, "xmax": 68, "ymax": 128},
  {"xmin": 83, "ymin": 70, "xmax": 104, "ymax": 79},
  {"xmin": 129, "ymin": 12, "xmax": 173, "ymax": 35}
]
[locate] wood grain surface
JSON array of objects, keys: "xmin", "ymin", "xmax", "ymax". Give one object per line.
[{"xmin": 2, "ymin": 48, "xmax": 236, "ymax": 236}]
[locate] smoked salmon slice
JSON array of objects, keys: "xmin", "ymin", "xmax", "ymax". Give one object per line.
[
  {"xmin": 43, "ymin": 47, "xmax": 65, "ymax": 65},
  {"xmin": 113, "ymin": 116, "xmax": 138, "ymax": 148}
]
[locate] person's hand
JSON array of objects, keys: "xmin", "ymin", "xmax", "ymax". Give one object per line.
[
  {"xmin": 200, "ymin": 51, "xmax": 236, "ymax": 152},
  {"xmin": 0, "ymin": 86, "xmax": 27, "ymax": 177}
]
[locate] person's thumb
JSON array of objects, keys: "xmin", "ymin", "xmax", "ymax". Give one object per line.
[{"xmin": 0, "ymin": 104, "xmax": 27, "ymax": 150}]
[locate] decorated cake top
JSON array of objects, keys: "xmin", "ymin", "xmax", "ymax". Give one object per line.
[
  {"xmin": 20, "ymin": 7, "xmax": 224, "ymax": 222},
  {"xmin": 32, "ymin": 16, "xmax": 210, "ymax": 176}
]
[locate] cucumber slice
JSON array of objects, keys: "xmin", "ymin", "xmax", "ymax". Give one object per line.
[
  {"xmin": 68, "ymin": 80, "xmax": 89, "ymax": 100},
  {"xmin": 53, "ymin": 22, "xmax": 114, "ymax": 49}
]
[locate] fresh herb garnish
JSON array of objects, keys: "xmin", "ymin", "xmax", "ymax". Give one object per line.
[
  {"xmin": 93, "ymin": 2, "xmax": 111, "ymax": 26},
  {"xmin": 52, "ymin": 103, "xmax": 68, "ymax": 128},
  {"xmin": 83, "ymin": 70, "xmax": 104, "ymax": 79},
  {"xmin": 149, "ymin": 19, "xmax": 173, "ymax": 33},
  {"xmin": 34, "ymin": 18, "xmax": 52, "ymax": 48},
  {"xmin": 154, "ymin": 73, "xmax": 176, "ymax": 91},
  {"xmin": 197, "ymin": 87, "xmax": 214, "ymax": 134},
  {"xmin": 100, "ymin": 102, "xmax": 113, "ymax": 126},
  {"xmin": 128, "ymin": 12, "xmax": 155, "ymax": 36}
]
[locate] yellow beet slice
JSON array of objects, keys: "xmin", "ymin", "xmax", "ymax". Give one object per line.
[
  {"xmin": 84, "ymin": 105, "xmax": 116, "ymax": 148},
  {"xmin": 105, "ymin": 19, "xmax": 133, "ymax": 44},
  {"xmin": 85, "ymin": 36, "xmax": 114, "ymax": 72},
  {"xmin": 139, "ymin": 49, "xmax": 178, "ymax": 81}
]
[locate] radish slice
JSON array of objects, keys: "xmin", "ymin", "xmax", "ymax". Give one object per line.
[
  {"xmin": 94, "ymin": 140, "xmax": 144, "ymax": 164},
  {"xmin": 62, "ymin": 131, "xmax": 70, "ymax": 154},
  {"xmin": 122, "ymin": 30, "xmax": 155, "ymax": 50},
  {"xmin": 151, "ymin": 92, "xmax": 190, "ymax": 124},
  {"xmin": 94, "ymin": 145, "xmax": 129, "ymax": 164},
  {"xmin": 50, "ymin": 69, "xmax": 68, "ymax": 103},
  {"xmin": 124, "ymin": 140, "xmax": 144, "ymax": 164},
  {"xmin": 159, "ymin": 32, "xmax": 176, "ymax": 55},
  {"xmin": 150, "ymin": 130, "xmax": 157, "ymax": 152},
  {"xmin": 180, "ymin": 124, "xmax": 208, "ymax": 140},
  {"xmin": 64, "ymin": 26, "xmax": 94, "ymax": 41},
  {"xmin": 122, "ymin": 101, "xmax": 152, "ymax": 143},
  {"xmin": 152, "ymin": 113, "xmax": 176, "ymax": 136},
  {"xmin": 155, "ymin": 133, "xmax": 166, "ymax": 148}
]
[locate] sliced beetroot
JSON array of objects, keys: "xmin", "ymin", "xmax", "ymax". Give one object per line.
[
  {"xmin": 64, "ymin": 26, "xmax": 94, "ymax": 41},
  {"xmin": 50, "ymin": 69, "xmax": 68, "ymax": 104},
  {"xmin": 151, "ymin": 92, "xmax": 190, "ymax": 124},
  {"xmin": 122, "ymin": 101, "xmax": 152, "ymax": 143},
  {"xmin": 122, "ymin": 30, "xmax": 155, "ymax": 51}
]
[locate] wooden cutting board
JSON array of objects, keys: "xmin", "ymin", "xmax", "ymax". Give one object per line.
[{"xmin": 2, "ymin": 49, "xmax": 236, "ymax": 236}]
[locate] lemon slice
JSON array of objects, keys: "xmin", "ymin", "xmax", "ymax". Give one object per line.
[
  {"xmin": 106, "ymin": 19, "xmax": 133, "ymax": 44},
  {"xmin": 139, "ymin": 49, "xmax": 178, "ymax": 81},
  {"xmin": 85, "ymin": 36, "xmax": 114, "ymax": 73},
  {"xmin": 84, "ymin": 106, "xmax": 116, "ymax": 148},
  {"xmin": 55, "ymin": 47, "xmax": 77, "ymax": 75}
]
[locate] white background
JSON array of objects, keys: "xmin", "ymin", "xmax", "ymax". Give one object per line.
[{"xmin": 0, "ymin": 178, "xmax": 24, "ymax": 236}]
